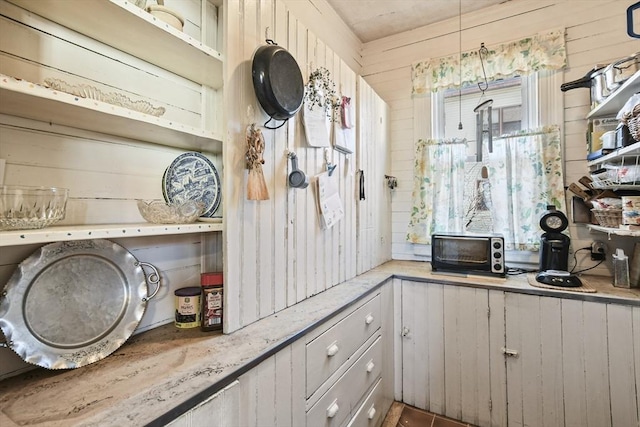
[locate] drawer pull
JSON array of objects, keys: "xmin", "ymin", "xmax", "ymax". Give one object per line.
[
  {"xmin": 365, "ymin": 313, "xmax": 374, "ymax": 324},
  {"xmin": 367, "ymin": 405, "xmax": 376, "ymax": 420},
  {"xmin": 327, "ymin": 342, "xmax": 339, "ymax": 357},
  {"xmin": 366, "ymin": 360, "xmax": 375, "ymax": 373},
  {"xmin": 327, "ymin": 400, "xmax": 340, "ymax": 418}
]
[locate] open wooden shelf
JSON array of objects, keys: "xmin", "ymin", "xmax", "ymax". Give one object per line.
[
  {"xmin": 586, "ymin": 224, "xmax": 640, "ymax": 237},
  {"xmin": 0, "ymin": 221, "xmax": 223, "ymax": 247},
  {"xmin": 0, "ymin": 74, "xmax": 222, "ymax": 152},
  {"xmin": 8, "ymin": 0, "xmax": 223, "ymax": 88}
]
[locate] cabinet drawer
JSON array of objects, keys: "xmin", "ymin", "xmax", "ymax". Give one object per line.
[
  {"xmin": 306, "ymin": 336, "xmax": 382, "ymax": 427},
  {"xmin": 306, "ymin": 294, "xmax": 381, "ymax": 396},
  {"xmin": 347, "ymin": 378, "xmax": 384, "ymax": 427}
]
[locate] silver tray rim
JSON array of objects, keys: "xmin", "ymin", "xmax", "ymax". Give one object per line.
[{"xmin": 0, "ymin": 239, "xmax": 150, "ymax": 370}]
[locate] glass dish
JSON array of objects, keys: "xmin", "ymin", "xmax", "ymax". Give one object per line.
[
  {"xmin": 137, "ymin": 199, "xmax": 205, "ymax": 224},
  {"xmin": 0, "ymin": 186, "xmax": 69, "ymax": 230}
]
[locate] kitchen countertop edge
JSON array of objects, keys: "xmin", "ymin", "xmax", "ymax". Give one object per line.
[{"xmin": 0, "ymin": 260, "xmax": 637, "ymax": 427}]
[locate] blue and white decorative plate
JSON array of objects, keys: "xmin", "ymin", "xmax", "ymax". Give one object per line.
[{"xmin": 163, "ymin": 152, "xmax": 221, "ymax": 217}]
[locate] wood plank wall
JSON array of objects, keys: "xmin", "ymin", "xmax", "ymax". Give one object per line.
[
  {"xmin": 223, "ymin": 0, "xmax": 390, "ymax": 332},
  {"xmin": 0, "ymin": 0, "xmax": 390, "ymax": 378},
  {"xmin": 360, "ymin": 0, "xmax": 638, "ymax": 275},
  {"xmin": 357, "ymin": 76, "xmax": 393, "ymax": 274}
]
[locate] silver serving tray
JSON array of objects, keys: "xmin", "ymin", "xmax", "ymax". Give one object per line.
[{"xmin": 0, "ymin": 239, "xmax": 160, "ymax": 369}]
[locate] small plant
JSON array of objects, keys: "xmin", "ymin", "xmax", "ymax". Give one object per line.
[{"xmin": 304, "ymin": 67, "xmax": 340, "ymax": 120}]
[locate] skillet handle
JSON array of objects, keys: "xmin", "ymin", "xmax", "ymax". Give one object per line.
[
  {"xmin": 137, "ymin": 262, "xmax": 161, "ymax": 302},
  {"xmin": 264, "ymin": 116, "xmax": 288, "ymax": 129}
]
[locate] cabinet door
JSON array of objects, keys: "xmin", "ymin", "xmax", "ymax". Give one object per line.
[
  {"xmin": 400, "ymin": 281, "xmax": 496, "ymax": 426},
  {"xmin": 561, "ymin": 299, "xmax": 639, "ymax": 427},
  {"xmin": 503, "ymin": 292, "xmax": 565, "ymax": 427},
  {"xmin": 505, "ymin": 294, "xmax": 640, "ymax": 427}
]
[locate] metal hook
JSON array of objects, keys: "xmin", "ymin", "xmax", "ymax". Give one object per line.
[{"xmin": 385, "ymin": 175, "xmax": 397, "ymax": 190}]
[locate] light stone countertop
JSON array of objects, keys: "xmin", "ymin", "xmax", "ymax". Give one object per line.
[{"xmin": 0, "ymin": 261, "xmax": 637, "ymax": 426}]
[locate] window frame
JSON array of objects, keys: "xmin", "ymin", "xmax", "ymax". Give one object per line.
[{"xmin": 414, "ymin": 71, "xmax": 565, "ymax": 268}]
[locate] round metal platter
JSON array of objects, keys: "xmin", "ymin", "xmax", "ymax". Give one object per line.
[
  {"xmin": 163, "ymin": 152, "xmax": 221, "ymax": 217},
  {"xmin": 0, "ymin": 239, "xmax": 148, "ymax": 369}
]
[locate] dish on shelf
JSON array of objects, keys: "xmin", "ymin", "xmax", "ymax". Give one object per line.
[
  {"xmin": 162, "ymin": 152, "xmax": 221, "ymax": 217},
  {"xmin": 146, "ymin": 4, "xmax": 184, "ymax": 31},
  {"xmin": 196, "ymin": 216, "xmax": 222, "ymax": 223},
  {"xmin": 137, "ymin": 199, "xmax": 204, "ymax": 224},
  {"xmin": 0, "ymin": 239, "xmax": 161, "ymax": 369},
  {"xmin": 0, "ymin": 185, "xmax": 68, "ymax": 230},
  {"xmin": 44, "ymin": 77, "xmax": 166, "ymax": 117}
]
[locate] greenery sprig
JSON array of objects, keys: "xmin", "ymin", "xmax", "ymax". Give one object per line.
[{"xmin": 304, "ymin": 67, "xmax": 340, "ymax": 121}]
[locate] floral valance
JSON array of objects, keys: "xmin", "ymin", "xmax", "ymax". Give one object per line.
[{"xmin": 411, "ymin": 28, "xmax": 566, "ymax": 96}]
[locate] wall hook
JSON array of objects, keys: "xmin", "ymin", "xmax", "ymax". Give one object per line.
[{"xmin": 385, "ymin": 175, "xmax": 397, "ymax": 190}]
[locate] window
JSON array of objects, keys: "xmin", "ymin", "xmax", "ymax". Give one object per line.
[
  {"xmin": 439, "ymin": 77, "xmax": 525, "ymax": 234},
  {"xmin": 438, "ymin": 76, "xmax": 526, "ymax": 158},
  {"xmin": 407, "ymin": 29, "xmax": 567, "ymax": 261}
]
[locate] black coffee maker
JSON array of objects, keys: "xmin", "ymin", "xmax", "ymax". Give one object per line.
[{"xmin": 536, "ymin": 206, "xmax": 582, "ymax": 287}]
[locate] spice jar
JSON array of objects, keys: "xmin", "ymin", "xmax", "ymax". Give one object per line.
[{"xmin": 201, "ymin": 272, "xmax": 223, "ymax": 331}]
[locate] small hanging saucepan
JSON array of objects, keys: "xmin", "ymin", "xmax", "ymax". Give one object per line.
[{"xmin": 252, "ymin": 39, "xmax": 304, "ymax": 129}]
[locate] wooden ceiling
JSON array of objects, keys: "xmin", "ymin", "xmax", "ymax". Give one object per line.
[{"xmin": 324, "ymin": 0, "xmax": 509, "ymax": 43}]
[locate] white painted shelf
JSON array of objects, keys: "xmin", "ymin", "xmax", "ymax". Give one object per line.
[
  {"xmin": 586, "ymin": 224, "xmax": 640, "ymax": 237},
  {"xmin": 587, "ymin": 70, "xmax": 640, "ymax": 119},
  {"xmin": 588, "ymin": 142, "xmax": 640, "ymax": 167},
  {"xmin": 0, "ymin": 74, "xmax": 222, "ymax": 152},
  {"xmin": 7, "ymin": 0, "xmax": 223, "ymax": 89},
  {"xmin": 0, "ymin": 222, "xmax": 223, "ymax": 247}
]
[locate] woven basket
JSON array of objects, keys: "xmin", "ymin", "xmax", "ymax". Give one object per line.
[
  {"xmin": 591, "ymin": 208, "xmax": 623, "ymax": 228},
  {"xmin": 623, "ymin": 103, "xmax": 640, "ymax": 143}
]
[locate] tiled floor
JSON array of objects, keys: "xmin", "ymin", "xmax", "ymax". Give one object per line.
[{"xmin": 382, "ymin": 402, "xmax": 478, "ymax": 427}]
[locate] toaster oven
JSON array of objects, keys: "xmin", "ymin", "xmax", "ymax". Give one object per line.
[{"xmin": 431, "ymin": 232, "xmax": 505, "ymax": 277}]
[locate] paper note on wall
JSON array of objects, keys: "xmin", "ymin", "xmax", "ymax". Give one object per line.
[
  {"xmin": 316, "ymin": 171, "xmax": 343, "ymax": 229},
  {"xmin": 302, "ymin": 102, "xmax": 331, "ymax": 147}
]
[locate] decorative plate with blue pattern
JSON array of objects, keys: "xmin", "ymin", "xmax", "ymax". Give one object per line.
[{"xmin": 162, "ymin": 152, "xmax": 221, "ymax": 217}]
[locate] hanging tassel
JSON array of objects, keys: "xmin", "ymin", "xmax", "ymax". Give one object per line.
[{"xmin": 246, "ymin": 125, "xmax": 269, "ymax": 200}]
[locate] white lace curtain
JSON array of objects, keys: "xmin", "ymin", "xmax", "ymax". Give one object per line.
[
  {"xmin": 407, "ymin": 29, "xmax": 567, "ymax": 247},
  {"xmin": 484, "ymin": 126, "xmax": 567, "ymax": 250},
  {"xmin": 407, "ymin": 127, "xmax": 567, "ymax": 248},
  {"xmin": 411, "ymin": 28, "xmax": 566, "ymax": 95},
  {"xmin": 406, "ymin": 139, "xmax": 467, "ymax": 241}
]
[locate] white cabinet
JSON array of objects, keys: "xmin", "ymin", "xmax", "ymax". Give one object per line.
[
  {"xmin": 400, "ymin": 280, "xmax": 640, "ymax": 427},
  {"xmin": 306, "ymin": 335, "xmax": 382, "ymax": 427},
  {"xmin": 400, "ymin": 280, "xmax": 496, "ymax": 426},
  {"xmin": 305, "ymin": 294, "xmax": 381, "ymax": 397},
  {"xmin": 303, "ymin": 292, "xmax": 389, "ymax": 427},
  {"xmin": 0, "ymin": 0, "xmax": 224, "ymax": 241},
  {"xmin": 169, "ymin": 285, "xmax": 394, "ymax": 427},
  {"xmin": 502, "ymin": 293, "xmax": 640, "ymax": 427}
]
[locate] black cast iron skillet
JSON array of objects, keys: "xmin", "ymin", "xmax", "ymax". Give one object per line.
[{"xmin": 252, "ymin": 39, "xmax": 304, "ymax": 129}]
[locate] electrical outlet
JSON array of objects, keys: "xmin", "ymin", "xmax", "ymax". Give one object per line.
[{"xmin": 591, "ymin": 241, "xmax": 606, "ymax": 261}]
